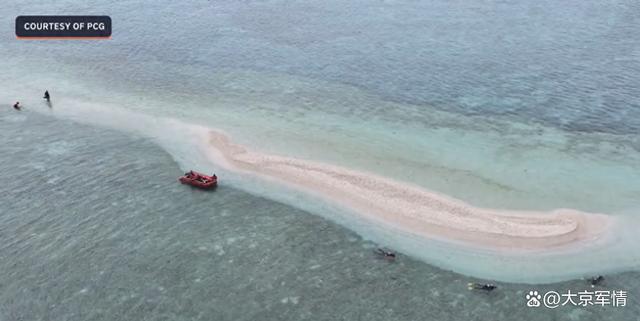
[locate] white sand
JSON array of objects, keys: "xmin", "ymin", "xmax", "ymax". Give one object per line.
[{"xmin": 201, "ymin": 129, "xmax": 611, "ymax": 252}]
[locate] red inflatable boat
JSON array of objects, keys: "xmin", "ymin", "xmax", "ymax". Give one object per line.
[{"xmin": 179, "ymin": 171, "xmax": 218, "ymax": 189}]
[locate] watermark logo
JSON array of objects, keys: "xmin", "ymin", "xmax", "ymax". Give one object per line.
[
  {"xmin": 15, "ymin": 16, "xmax": 111, "ymax": 39},
  {"xmin": 527, "ymin": 290, "xmax": 627, "ymax": 308},
  {"xmin": 526, "ymin": 291, "xmax": 542, "ymax": 307}
]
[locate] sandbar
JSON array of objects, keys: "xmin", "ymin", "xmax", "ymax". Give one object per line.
[{"xmin": 201, "ymin": 129, "xmax": 611, "ymax": 252}]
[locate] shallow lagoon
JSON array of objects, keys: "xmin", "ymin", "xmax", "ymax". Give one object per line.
[
  {"xmin": 1, "ymin": 112, "xmax": 638, "ymax": 320},
  {"xmin": 1, "ymin": 0, "xmax": 639, "ymax": 319}
]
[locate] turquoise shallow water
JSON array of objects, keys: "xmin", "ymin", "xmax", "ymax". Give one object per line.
[
  {"xmin": 1, "ymin": 0, "xmax": 640, "ymax": 319},
  {"xmin": 2, "ymin": 0, "xmax": 639, "ymax": 214},
  {"xmin": 2, "ymin": 111, "xmax": 639, "ymax": 321}
]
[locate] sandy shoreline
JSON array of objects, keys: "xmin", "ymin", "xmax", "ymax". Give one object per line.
[{"xmin": 200, "ymin": 129, "xmax": 612, "ymax": 252}]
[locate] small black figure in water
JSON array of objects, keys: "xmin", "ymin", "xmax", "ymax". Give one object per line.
[
  {"xmin": 375, "ymin": 248, "xmax": 396, "ymax": 261},
  {"xmin": 13, "ymin": 101, "xmax": 21, "ymax": 110},
  {"xmin": 468, "ymin": 283, "xmax": 497, "ymax": 292},
  {"xmin": 590, "ymin": 275, "xmax": 604, "ymax": 287},
  {"xmin": 43, "ymin": 90, "xmax": 50, "ymax": 101}
]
